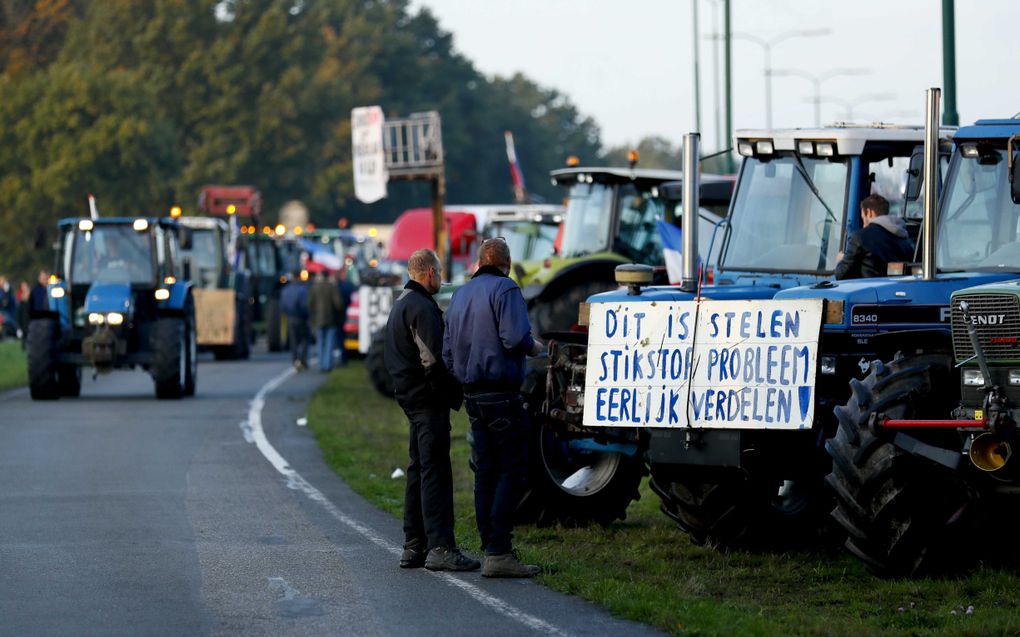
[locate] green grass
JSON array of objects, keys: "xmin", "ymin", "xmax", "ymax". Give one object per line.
[
  {"xmin": 0, "ymin": 340, "xmax": 26, "ymax": 391},
  {"xmin": 308, "ymin": 362, "xmax": 1020, "ymax": 637}
]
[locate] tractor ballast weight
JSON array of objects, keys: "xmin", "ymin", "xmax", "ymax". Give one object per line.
[{"xmin": 27, "ymin": 217, "xmax": 198, "ymax": 400}]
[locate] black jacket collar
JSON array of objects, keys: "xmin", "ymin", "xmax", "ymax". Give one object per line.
[
  {"xmin": 404, "ymin": 279, "xmax": 439, "ymax": 307},
  {"xmin": 472, "ymin": 265, "xmax": 508, "ymax": 279}
]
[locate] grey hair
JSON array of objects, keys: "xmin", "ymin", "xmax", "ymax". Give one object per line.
[
  {"xmin": 407, "ymin": 249, "xmax": 441, "ymax": 278},
  {"xmin": 478, "ymin": 239, "xmax": 511, "ymax": 270}
]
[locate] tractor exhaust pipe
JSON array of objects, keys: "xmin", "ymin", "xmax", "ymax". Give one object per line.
[
  {"xmin": 921, "ymin": 87, "xmax": 940, "ymax": 281},
  {"xmin": 681, "ymin": 132, "xmax": 700, "ymax": 292}
]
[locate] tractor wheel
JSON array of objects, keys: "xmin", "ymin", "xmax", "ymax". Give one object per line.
[
  {"xmin": 58, "ymin": 364, "xmax": 81, "ymax": 398},
  {"xmin": 529, "ymin": 279, "xmax": 616, "ymax": 337},
  {"xmin": 27, "ymin": 318, "xmax": 60, "ymax": 400},
  {"xmin": 183, "ymin": 304, "xmax": 198, "ymax": 397},
  {"xmin": 266, "ymin": 296, "xmax": 284, "ymax": 352},
  {"xmin": 825, "ymin": 353, "xmax": 971, "ymax": 577},
  {"xmin": 152, "ymin": 317, "xmax": 186, "ymax": 399},
  {"xmin": 365, "ymin": 330, "xmax": 394, "ymax": 399},
  {"xmin": 515, "ymin": 365, "xmax": 644, "ymax": 527}
]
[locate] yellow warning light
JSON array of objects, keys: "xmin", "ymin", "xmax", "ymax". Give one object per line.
[
  {"xmin": 299, "ymin": 270, "xmax": 309, "ymax": 281},
  {"xmin": 275, "ymin": 224, "xmax": 286, "ymax": 236},
  {"xmin": 48, "ymin": 274, "xmax": 59, "ymax": 284},
  {"xmin": 170, "ymin": 205, "xmax": 182, "ymax": 218},
  {"xmin": 368, "ymin": 227, "xmax": 378, "ymax": 238},
  {"xmin": 627, "ymin": 149, "xmax": 639, "ymax": 166},
  {"xmin": 566, "ymin": 155, "xmax": 580, "ymax": 167},
  {"xmin": 369, "ymin": 258, "xmax": 379, "ymax": 267},
  {"xmin": 263, "ymin": 226, "xmax": 272, "ymax": 235},
  {"xmin": 293, "ymin": 226, "xmax": 304, "ymax": 236},
  {"xmin": 227, "ymin": 204, "xmax": 237, "ymax": 215},
  {"xmin": 164, "ymin": 276, "xmax": 176, "ymax": 285}
]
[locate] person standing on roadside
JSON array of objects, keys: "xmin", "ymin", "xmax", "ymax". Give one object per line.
[
  {"xmin": 308, "ymin": 271, "xmax": 342, "ymax": 373},
  {"xmin": 16, "ymin": 280, "xmax": 30, "ymax": 341},
  {"xmin": 28, "ymin": 269, "xmax": 50, "ymax": 314},
  {"xmin": 443, "ymin": 238, "xmax": 543, "ymax": 578},
  {"xmin": 280, "ymin": 270, "xmax": 310, "ymax": 371},
  {"xmin": 384, "ymin": 249, "xmax": 479, "ymax": 572},
  {"xmin": 335, "ymin": 266, "xmax": 355, "ymax": 367},
  {"xmin": 0, "ymin": 275, "xmax": 16, "ymax": 338}
]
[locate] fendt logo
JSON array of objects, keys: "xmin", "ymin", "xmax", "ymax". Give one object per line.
[{"xmin": 969, "ymin": 314, "xmax": 1007, "ymax": 326}]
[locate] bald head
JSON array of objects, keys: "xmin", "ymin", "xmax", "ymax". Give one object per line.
[
  {"xmin": 408, "ymin": 249, "xmax": 442, "ymax": 293},
  {"xmin": 478, "ymin": 239, "xmax": 511, "ymax": 274}
]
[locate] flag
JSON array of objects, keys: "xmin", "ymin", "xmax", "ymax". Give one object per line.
[
  {"xmin": 657, "ymin": 220, "xmax": 687, "ymax": 285},
  {"xmin": 299, "ymin": 238, "xmax": 343, "ymax": 271}
]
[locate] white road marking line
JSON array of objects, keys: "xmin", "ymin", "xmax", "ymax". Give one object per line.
[{"xmin": 246, "ymin": 365, "xmax": 571, "ymax": 637}]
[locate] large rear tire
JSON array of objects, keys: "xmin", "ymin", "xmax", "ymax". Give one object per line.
[
  {"xmin": 183, "ymin": 303, "xmax": 198, "ymax": 397},
  {"xmin": 27, "ymin": 318, "xmax": 60, "ymax": 400},
  {"xmin": 152, "ymin": 317, "xmax": 186, "ymax": 399},
  {"xmin": 825, "ymin": 354, "xmax": 970, "ymax": 577},
  {"xmin": 529, "ymin": 280, "xmax": 616, "ymax": 337},
  {"xmin": 365, "ymin": 330, "xmax": 394, "ymax": 399},
  {"xmin": 266, "ymin": 296, "xmax": 284, "ymax": 352}
]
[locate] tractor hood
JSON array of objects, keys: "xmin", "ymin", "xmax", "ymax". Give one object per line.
[
  {"xmin": 84, "ymin": 282, "xmax": 135, "ymax": 316},
  {"xmin": 951, "ymin": 278, "xmax": 1020, "ymax": 301},
  {"xmin": 586, "ymin": 283, "xmax": 782, "ymax": 305},
  {"xmin": 774, "ymin": 273, "xmax": 1018, "ymax": 329}
]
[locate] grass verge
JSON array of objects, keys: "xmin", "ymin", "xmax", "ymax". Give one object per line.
[
  {"xmin": 0, "ymin": 340, "xmax": 26, "ymax": 391},
  {"xmin": 309, "ymin": 362, "xmax": 1020, "ymax": 637}
]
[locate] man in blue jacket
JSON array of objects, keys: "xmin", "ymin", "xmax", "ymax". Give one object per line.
[
  {"xmin": 443, "ymin": 238, "xmax": 543, "ymax": 578},
  {"xmin": 280, "ymin": 270, "xmax": 310, "ymax": 370}
]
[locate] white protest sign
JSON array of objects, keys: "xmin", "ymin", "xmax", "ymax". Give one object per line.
[
  {"xmin": 582, "ymin": 299, "xmax": 823, "ymax": 430},
  {"xmin": 358, "ymin": 285, "xmax": 395, "ymax": 353},
  {"xmin": 351, "ymin": 106, "xmax": 388, "ymax": 203}
]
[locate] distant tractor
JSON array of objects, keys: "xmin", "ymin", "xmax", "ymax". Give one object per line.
[{"xmin": 27, "ymin": 216, "xmax": 197, "ymax": 400}]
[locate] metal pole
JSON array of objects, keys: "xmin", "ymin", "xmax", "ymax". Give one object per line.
[
  {"xmin": 431, "ymin": 174, "xmax": 448, "ymax": 281},
  {"xmin": 813, "ymin": 78, "xmax": 821, "ymax": 127},
  {"xmin": 922, "ymin": 87, "xmax": 940, "ymax": 281},
  {"xmin": 764, "ymin": 45, "xmax": 772, "ymax": 129},
  {"xmin": 710, "ymin": 3, "xmax": 721, "ymax": 151},
  {"xmin": 941, "ymin": 0, "xmax": 959, "ymax": 126},
  {"xmin": 723, "ymin": 0, "xmax": 732, "ymax": 171},
  {"xmin": 681, "ymin": 133, "xmax": 700, "ymax": 292},
  {"xmin": 692, "ymin": 0, "xmax": 702, "ymax": 133}
]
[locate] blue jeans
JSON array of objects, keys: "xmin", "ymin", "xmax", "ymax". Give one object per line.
[
  {"xmin": 317, "ymin": 326, "xmax": 336, "ymax": 372},
  {"xmin": 465, "ymin": 391, "xmax": 529, "ymax": 555}
]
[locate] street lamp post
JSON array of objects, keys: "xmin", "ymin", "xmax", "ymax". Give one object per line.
[
  {"xmin": 711, "ymin": 28, "xmax": 829, "ymax": 129},
  {"xmin": 812, "ymin": 93, "xmax": 896, "ymax": 122},
  {"xmin": 769, "ymin": 68, "xmax": 871, "ymax": 127}
]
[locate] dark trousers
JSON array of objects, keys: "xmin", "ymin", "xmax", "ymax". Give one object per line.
[
  {"xmin": 287, "ymin": 318, "xmax": 310, "ymax": 365},
  {"xmin": 465, "ymin": 391, "xmax": 529, "ymax": 556},
  {"xmin": 402, "ymin": 404, "xmax": 456, "ymax": 551}
]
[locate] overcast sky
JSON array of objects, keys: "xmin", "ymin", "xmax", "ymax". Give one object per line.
[{"xmin": 409, "ymin": 0, "xmax": 1016, "ymax": 152}]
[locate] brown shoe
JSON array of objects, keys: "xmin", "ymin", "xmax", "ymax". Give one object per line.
[
  {"xmin": 424, "ymin": 546, "xmax": 481, "ymax": 572},
  {"xmin": 481, "ymin": 550, "xmax": 540, "ymax": 578},
  {"xmin": 399, "ymin": 540, "xmax": 426, "ymax": 569}
]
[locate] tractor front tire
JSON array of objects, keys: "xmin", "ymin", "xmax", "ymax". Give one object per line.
[
  {"xmin": 529, "ymin": 280, "xmax": 616, "ymax": 337},
  {"xmin": 27, "ymin": 318, "xmax": 60, "ymax": 400},
  {"xmin": 152, "ymin": 317, "xmax": 186, "ymax": 400},
  {"xmin": 365, "ymin": 330, "xmax": 394, "ymax": 399},
  {"xmin": 825, "ymin": 354, "xmax": 970, "ymax": 577}
]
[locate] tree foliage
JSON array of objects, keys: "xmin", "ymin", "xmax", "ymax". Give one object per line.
[{"xmin": 0, "ymin": 0, "xmax": 604, "ymax": 281}]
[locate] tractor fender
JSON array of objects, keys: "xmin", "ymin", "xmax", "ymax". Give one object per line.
[
  {"xmin": 84, "ymin": 282, "xmax": 134, "ymax": 316},
  {"xmin": 158, "ymin": 281, "xmax": 193, "ymax": 313},
  {"xmin": 523, "ymin": 258, "xmax": 625, "ymax": 305}
]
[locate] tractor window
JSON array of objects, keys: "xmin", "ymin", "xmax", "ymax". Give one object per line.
[
  {"xmin": 70, "ymin": 225, "xmax": 155, "ymax": 285},
  {"xmin": 616, "ymin": 184, "xmax": 668, "ymax": 264},
  {"xmin": 559, "ymin": 182, "xmax": 613, "ymax": 258},
  {"xmin": 938, "ymin": 151, "xmax": 1020, "ymax": 271},
  {"xmin": 721, "ymin": 155, "xmax": 848, "ymax": 272},
  {"xmin": 185, "ymin": 228, "xmax": 224, "ymax": 288}
]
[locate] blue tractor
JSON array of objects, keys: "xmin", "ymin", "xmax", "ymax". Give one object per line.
[
  {"xmin": 525, "ymin": 123, "xmax": 945, "ymax": 527},
  {"xmin": 26, "ymin": 216, "xmax": 198, "ymax": 400},
  {"xmin": 823, "ymin": 113, "xmax": 1020, "ymax": 575}
]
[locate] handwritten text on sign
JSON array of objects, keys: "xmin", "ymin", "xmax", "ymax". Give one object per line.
[{"xmin": 582, "ymin": 299, "xmax": 823, "ymax": 430}]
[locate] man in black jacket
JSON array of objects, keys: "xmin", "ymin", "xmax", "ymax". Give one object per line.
[
  {"xmin": 384, "ymin": 249, "xmax": 479, "ymax": 572},
  {"xmin": 835, "ymin": 194, "xmax": 914, "ymax": 280}
]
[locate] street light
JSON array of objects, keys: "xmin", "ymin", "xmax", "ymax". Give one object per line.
[
  {"xmin": 768, "ymin": 67, "xmax": 871, "ymax": 127},
  {"xmin": 711, "ymin": 28, "xmax": 829, "ymax": 129},
  {"xmin": 811, "ymin": 93, "xmax": 896, "ymax": 122}
]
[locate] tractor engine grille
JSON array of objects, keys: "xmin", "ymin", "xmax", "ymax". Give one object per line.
[{"xmin": 952, "ymin": 294, "xmax": 1020, "ymax": 361}]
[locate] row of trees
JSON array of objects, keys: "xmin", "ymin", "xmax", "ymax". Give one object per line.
[{"xmin": 0, "ymin": 0, "xmax": 622, "ymax": 280}]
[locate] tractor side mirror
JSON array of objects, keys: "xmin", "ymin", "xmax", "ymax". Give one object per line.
[
  {"xmin": 1010, "ymin": 135, "xmax": 1020, "ymax": 205},
  {"xmin": 182, "ymin": 257, "xmax": 193, "ymax": 282},
  {"xmin": 904, "ymin": 148, "xmax": 924, "ymax": 201},
  {"xmin": 177, "ymin": 226, "xmax": 193, "ymax": 251}
]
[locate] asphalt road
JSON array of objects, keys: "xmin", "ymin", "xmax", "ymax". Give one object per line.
[{"xmin": 0, "ymin": 348, "xmax": 663, "ymax": 636}]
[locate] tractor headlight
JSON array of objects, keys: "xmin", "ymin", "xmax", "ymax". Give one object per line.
[
  {"xmin": 820, "ymin": 355, "xmax": 837, "ymax": 375},
  {"xmin": 106, "ymin": 312, "xmax": 124, "ymax": 326},
  {"xmin": 154, "ymin": 288, "xmax": 170, "ymax": 301},
  {"xmin": 1009, "ymin": 370, "xmax": 1020, "ymax": 386},
  {"xmin": 88, "ymin": 313, "xmax": 105, "ymax": 325},
  {"xmin": 50, "ymin": 287, "xmax": 65, "ymax": 299},
  {"xmin": 963, "ymin": 369, "xmax": 985, "ymax": 386}
]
